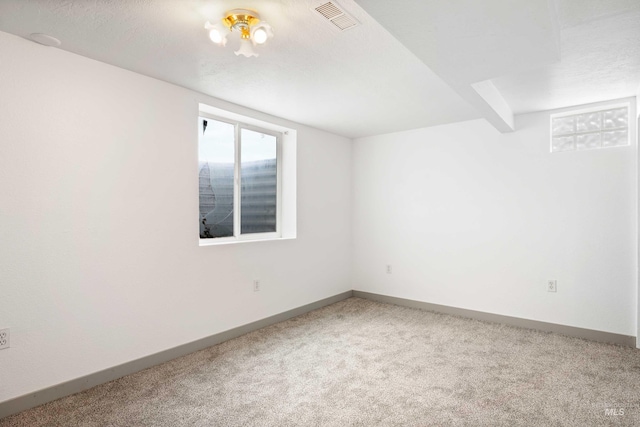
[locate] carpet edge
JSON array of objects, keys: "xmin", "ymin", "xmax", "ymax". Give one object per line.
[
  {"xmin": 0, "ymin": 290, "xmax": 354, "ymax": 420},
  {"xmin": 353, "ymin": 290, "xmax": 636, "ymax": 348}
]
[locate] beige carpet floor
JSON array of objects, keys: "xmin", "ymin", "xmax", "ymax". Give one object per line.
[{"xmin": 2, "ymin": 297, "xmax": 640, "ymax": 426}]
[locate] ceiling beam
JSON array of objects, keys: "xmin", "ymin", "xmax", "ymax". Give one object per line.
[
  {"xmin": 469, "ymin": 80, "xmax": 514, "ymax": 132},
  {"xmin": 356, "ymin": 0, "xmax": 561, "ymax": 133}
]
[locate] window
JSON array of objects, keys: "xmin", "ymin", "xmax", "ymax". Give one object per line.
[
  {"xmin": 199, "ymin": 115, "xmax": 282, "ymax": 242},
  {"xmin": 550, "ymin": 103, "xmax": 630, "ymax": 152}
]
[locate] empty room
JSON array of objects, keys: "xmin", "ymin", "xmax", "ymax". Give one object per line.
[{"xmin": 1, "ymin": 0, "xmax": 639, "ymax": 425}]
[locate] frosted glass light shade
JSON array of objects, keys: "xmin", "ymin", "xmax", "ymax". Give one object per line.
[
  {"xmin": 205, "ymin": 16, "xmax": 273, "ymax": 56},
  {"xmin": 235, "ymin": 39, "xmax": 258, "ymax": 57}
]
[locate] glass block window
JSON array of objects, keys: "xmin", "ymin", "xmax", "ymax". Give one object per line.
[{"xmin": 550, "ymin": 104, "xmax": 629, "ymax": 153}]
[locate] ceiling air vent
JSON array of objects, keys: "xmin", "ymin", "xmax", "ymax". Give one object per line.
[{"xmin": 311, "ymin": 0, "xmax": 360, "ymax": 32}]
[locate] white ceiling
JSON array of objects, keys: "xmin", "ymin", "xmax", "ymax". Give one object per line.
[
  {"xmin": 0, "ymin": 0, "xmax": 638, "ymax": 138},
  {"xmin": 356, "ymin": 0, "xmax": 640, "ymax": 132},
  {"xmin": 493, "ymin": 0, "xmax": 640, "ymax": 114},
  {"xmin": 0, "ymin": 0, "xmax": 479, "ymax": 138}
]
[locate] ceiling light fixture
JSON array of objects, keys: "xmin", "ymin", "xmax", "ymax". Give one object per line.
[{"xmin": 204, "ymin": 8, "xmax": 274, "ymax": 58}]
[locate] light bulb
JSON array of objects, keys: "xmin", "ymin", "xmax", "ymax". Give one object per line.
[
  {"xmin": 209, "ymin": 28, "xmax": 223, "ymax": 44},
  {"xmin": 253, "ymin": 28, "xmax": 268, "ymax": 44}
]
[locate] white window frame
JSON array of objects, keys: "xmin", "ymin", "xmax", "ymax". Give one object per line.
[
  {"xmin": 198, "ymin": 108, "xmax": 293, "ymax": 246},
  {"xmin": 550, "ymin": 102, "xmax": 631, "ymax": 153}
]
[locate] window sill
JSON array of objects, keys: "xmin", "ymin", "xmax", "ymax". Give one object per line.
[{"xmin": 199, "ymin": 236, "xmax": 296, "ymax": 247}]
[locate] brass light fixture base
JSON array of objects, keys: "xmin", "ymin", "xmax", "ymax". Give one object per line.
[{"xmin": 222, "ymin": 9, "xmax": 261, "ymax": 39}]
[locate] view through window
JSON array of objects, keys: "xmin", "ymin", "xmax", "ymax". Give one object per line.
[{"xmin": 199, "ymin": 117, "xmax": 279, "ymax": 240}]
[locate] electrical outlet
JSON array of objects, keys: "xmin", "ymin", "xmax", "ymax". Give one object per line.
[
  {"xmin": 386, "ymin": 265, "xmax": 392, "ymax": 274},
  {"xmin": 253, "ymin": 280, "xmax": 261, "ymax": 292},
  {"xmin": 0, "ymin": 328, "xmax": 9, "ymax": 350},
  {"xmin": 547, "ymin": 280, "xmax": 557, "ymax": 293}
]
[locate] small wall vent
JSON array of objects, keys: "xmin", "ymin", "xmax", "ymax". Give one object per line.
[{"xmin": 311, "ymin": 0, "xmax": 360, "ymax": 32}]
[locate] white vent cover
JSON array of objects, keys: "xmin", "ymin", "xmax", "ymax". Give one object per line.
[{"xmin": 311, "ymin": 0, "xmax": 360, "ymax": 32}]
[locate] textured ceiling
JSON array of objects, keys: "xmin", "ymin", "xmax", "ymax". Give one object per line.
[
  {"xmin": 358, "ymin": 0, "xmax": 640, "ymax": 121},
  {"xmin": 357, "ymin": 0, "xmax": 561, "ymax": 84},
  {"xmin": 0, "ymin": 0, "xmax": 479, "ymax": 138},
  {"xmin": 0, "ymin": 0, "xmax": 638, "ymax": 137},
  {"xmin": 492, "ymin": 0, "xmax": 640, "ymax": 114}
]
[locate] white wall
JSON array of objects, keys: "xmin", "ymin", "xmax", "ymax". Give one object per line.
[
  {"xmin": 0, "ymin": 31, "xmax": 352, "ymax": 402},
  {"xmin": 352, "ymin": 105, "xmax": 637, "ymax": 336},
  {"xmin": 637, "ymin": 92, "xmax": 640, "ymax": 346}
]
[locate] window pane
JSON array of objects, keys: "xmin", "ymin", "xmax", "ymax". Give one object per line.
[
  {"xmin": 576, "ymin": 112, "xmax": 601, "ymax": 132},
  {"xmin": 240, "ymin": 128, "xmax": 277, "ymax": 234},
  {"xmin": 603, "ymin": 108, "xmax": 628, "ymax": 129},
  {"xmin": 552, "ymin": 135, "xmax": 575, "ymax": 152},
  {"xmin": 552, "ymin": 116, "xmax": 575, "ymax": 136},
  {"xmin": 576, "ymin": 133, "xmax": 601, "ymax": 150},
  {"xmin": 199, "ymin": 118, "xmax": 235, "ymax": 238},
  {"xmin": 602, "ymin": 129, "xmax": 628, "ymax": 147}
]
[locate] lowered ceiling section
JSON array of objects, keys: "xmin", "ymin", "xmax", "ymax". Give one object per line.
[
  {"xmin": 356, "ymin": 0, "xmax": 640, "ymax": 131},
  {"xmin": 492, "ymin": 0, "xmax": 640, "ymax": 115},
  {"xmin": 355, "ymin": 0, "xmax": 563, "ymax": 132}
]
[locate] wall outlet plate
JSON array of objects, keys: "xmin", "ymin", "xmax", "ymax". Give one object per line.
[
  {"xmin": 547, "ymin": 280, "xmax": 557, "ymax": 293},
  {"xmin": 253, "ymin": 280, "xmax": 261, "ymax": 292},
  {"xmin": 0, "ymin": 328, "xmax": 9, "ymax": 350}
]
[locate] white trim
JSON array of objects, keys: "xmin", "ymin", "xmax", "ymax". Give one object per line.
[
  {"xmin": 275, "ymin": 130, "xmax": 283, "ymax": 236},
  {"xmin": 199, "ymin": 103, "xmax": 291, "ymax": 134},
  {"xmin": 233, "ymin": 120, "xmax": 241, "ymax": 238},
  {"xmin": 550, "ymin": 102, "xmax": 630, "ymax": 120},
  {"xmin": 199, "ymin": 236, "xmax": 295, "ymax": 246}
]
